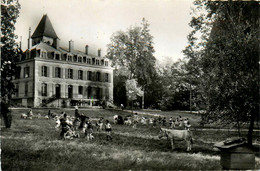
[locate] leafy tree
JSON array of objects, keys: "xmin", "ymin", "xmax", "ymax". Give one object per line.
[
  {"xmin": 158, "ymin": 59, "xmax": 192, "ymax": 110},
  {"xmin": 107, "ymin": 18, "xmax": 157, "ymax": 108},
  {"xmin": 1, "ymin": 0, "xmax": 21, "ymax": 128},
  {"xmin": 184, "ymin": 0, "xmax": 259, "ymax": 145}
]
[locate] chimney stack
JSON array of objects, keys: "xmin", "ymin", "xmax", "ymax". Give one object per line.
[
  {"xmin": 85, "ymin": 45, "xmax": 89, "ymax": 55},
  {"xmin": 20, "ymin": 36, "xmax": 22, "ymax": 49},
  {"xmin": 98, "ymin": 48, "xmax": 101, "ymax": 57},
  {"xmin": 28, "ymin": 27, "xmax": 31, "ymax": 49},
  {"xmin": 53, "ymin": 38, "xmax": 60, "ymax": 49},
  {"xmin": 69, "ymin": 40, "xmax": 74, "ymax": 52}
]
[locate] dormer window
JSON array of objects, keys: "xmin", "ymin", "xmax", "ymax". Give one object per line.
[
  {"xmin": 78, "ymin": 56, "xmax": 83, "ymax": 63},
  {"xmin": 55, "ymin": 53, "xmax": 60, "ymax": 60},
  {"xmin": 73, "ymin": 55, "xmax": 77, "ymax": 62},
  {"xmin": 105, "ymin": 61, "xmax": 108, "ymax": 66},
  {"xmin": 83, "ymin": 57, "xmax": 86, "ymax": 63},
  {"xmin": 96, "ymin": 60, "xmax": 100, "ymax": 65},
  {"xmin": 67, "ymin": 55, "xmax": 73, "ymax": 62},
  {"xmin": 87, "ymin": 58, "xmax": 91, "ymax": 64},
  {"xmin": 41, "ymin": 51, "xmax": 47, "ymax": 58},
  {"xmin": 26, "ymin": 51, "xmax": 30, "ymax": 60}
]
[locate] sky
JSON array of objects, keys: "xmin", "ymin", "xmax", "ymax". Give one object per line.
[{"xmin": 15, "ymin": 0, "xmax": 194, "ymax": 62}]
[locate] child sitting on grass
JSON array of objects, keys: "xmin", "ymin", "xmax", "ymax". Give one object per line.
[{"xmin": 105, "ymin": 120, "xmax": 112, "ymax": 141}]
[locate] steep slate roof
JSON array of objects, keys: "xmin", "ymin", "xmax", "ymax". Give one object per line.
[
  {"xmin": 29, "ymin": 42, "xmax": 61, "ymax": 53},
  {"xmin": 31, "ymin": 14, "xmax": 58, "ymax": 39},
  {"xmin": 59, "ymin": 47, "xmax": 101, "ymax": 58}
]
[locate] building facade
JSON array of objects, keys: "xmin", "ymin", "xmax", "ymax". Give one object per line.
[{"xmin": 12, "ymin": 15, "xmax": 113, "ymax": 107}]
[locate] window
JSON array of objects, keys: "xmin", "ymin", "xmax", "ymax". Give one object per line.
[
  {"xmin": 68, "ymin": 55, "xmax": 72, "ymax": 61},
  {"xmin": 42, "ymin": 66, "xmax": 48, "ymax": 77},
  {"xmin": 78, "ymin": 86, "xmax": 83, "ymax": 95},
  {"xmin": 105, "ymin": 61, "xmax": 108, "ymax": 66},
  {"xmin": 105, "ymin": 88, "xmax": 109, "ymax": 100},
  {"xmin": 55, "ymin": 67, "xmax": 61, "ymax": 78},
  {"xmin": 42, "ymin": 83, "xmax": 47, "ymax": 96},
  {"xmin": 25, "ymin": 83, "xmax": 28, "ymax": 97},
  {"xmin": 101, "ymin": 59, "xmax": 104, "ymax": 65},
  {"xmin": 96, "ymin": 60, "xmax": 100, "ymax": 65},
  {"xmin": 26, "ymin": 51, "xmax": 30, "ymax": 59},
  {"xmin": 24, "ymin": 66, "xmax": 30, "ymax": 78},
  {"xmin": 78, "ymin": 70, "xmax": 83, "ymax": 80},
  {"xmin": 16, "ymin": 84, "xmax": 19, "ymax": 97},
  {"xmin": 87, "ymin": 58, "xmax": 91, "ymax": 64},
  {"xmin": 87, "ymin": 71, "xmax": 92, "ymax": 81},
  {"xmin": 83, "ymin": 57, "xmax": 86, "ymax": 63},
  {"xmin": 96, "ymin": 87, "xmax": 101, "ymax": 99},
  {"xmin": 88, "ymin": 87, "xmax": 92, "ymax": 98},
  {"xmin": 73, "ymin": 55, "xmax": 77, "ymax": 62},
  {"xmin": 105, "ymin": 73, "xmax": 109, "ymax": 82},
  {"xmin": 96, "ymin": 72, "xmax": 101, "ymax": 81},
  {"xmin": 68, "ymin": 69, "xmax": 73, "ymax": 79},
  {"xmin": 55, "ymin": 53, "xmax": 60, "ymax": 60},
  {"xmin": 78, "ymin": 57, "xmax": 82, "ymax": 63},
  {"xmin": 41, "ymin": 51, "xmax": 47, "ymax": 58}
]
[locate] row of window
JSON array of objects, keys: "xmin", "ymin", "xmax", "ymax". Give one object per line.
[
  {"xmin": 41, "ymin": 66, "xmax": 109, "ymax": 82},
  {"xmin": 15, "ymin": 83, "xmax": 109, "ymax": 99},
  {"xmin": 41, "ymin": 83, "xmax": 106, "ymax": 99},
  {"xmin": 25, "ymin": 50, "xmax": 109, "ymax": 66}
]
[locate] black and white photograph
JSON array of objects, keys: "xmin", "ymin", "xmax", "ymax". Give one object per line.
[{"xmin": 1, "ymin": 0, "xmax": 259, "ymax": 170}]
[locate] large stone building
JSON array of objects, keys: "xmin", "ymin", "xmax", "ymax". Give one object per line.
[{"xmin": 12, "ymin": 15, "xmax": 113, "ymax": 107}]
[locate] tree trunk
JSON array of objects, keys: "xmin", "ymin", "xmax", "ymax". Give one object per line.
[
  {"xmin": 142, "ymin": 88, "xmax": 144, "ymax": 109},
  {"xmin": 247, "ymin": 113, "xmax": 256, "ymax": 146},
  {"xmin": 131, "ymin": 100, "xmax": 133, "ymax": 114}
]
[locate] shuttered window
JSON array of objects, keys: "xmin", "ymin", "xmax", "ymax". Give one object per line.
[
  {"xmin": 55, "ymin": 67, "xmax": 61, "ymax": 78},
  {"xmin": 42, "ymin": 66, "xmax": 48, "ymax": 77},
  {"xmin": 87, "ymin": 71, "xmax": 92, "ymax": 81},
  {"xmin": 78, "ymin": 70, "xmax": 83, "ymax": 80},
  {"xmin": 42, "ymin": 83, "xmax": 47, "ymax": 96},
  {"xmin": 68, "ymin": 69, "xmax": 73, "ymax": 79}
]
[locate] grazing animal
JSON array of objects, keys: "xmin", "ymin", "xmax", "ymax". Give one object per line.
[
  {"xmin": 158, "ymin": 128, "xmax": 193, "ymax": 151},
  {"xmin": 21, "ymin": 113, "xmax": 27, "ymax": 119}
]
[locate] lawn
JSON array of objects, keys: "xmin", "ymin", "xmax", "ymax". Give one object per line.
[{"xmin": 1, "ymin": 108, "xmax": 259, "ymax": 170}]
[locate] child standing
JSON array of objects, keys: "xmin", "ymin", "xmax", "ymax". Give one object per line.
[
  {"xmin": 85, "ymin": 120, "xmax": 93, "ymax": 141},
  {"xmin": 60, "ymin": 118, "xmax": 71, "ymax": 139},
  {"xmin": 169, "ymin": 117, "xmax": 173, "ymax": 129},
  {"xmin": 105, "ymin": 120, "xmax": 112, "ymax": 141}
]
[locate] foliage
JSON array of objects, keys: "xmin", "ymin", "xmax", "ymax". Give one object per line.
[
  {"xmin": 1, "ymin": 0, "xmax": 21, "ymax": 128},
  {"xmin": 1, "ymin": 0, "xmax": 21, "ymax": 102},
  {"xmin": 107, "ymin": 18, "xmax": 157, "ymax": 108},
  {"xmin": 183, "ymin": 0, "xmax": 259, "ymax": 144},
  {"xmin": 126, "ymin": 79, "xmax": 143, "ymax": 101},
  {"xmin": 158, "ymin": 59, "xmax": 191, "ymax": 110}
]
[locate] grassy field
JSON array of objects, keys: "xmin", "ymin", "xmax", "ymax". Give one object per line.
[{"xmin": 1, "ymin": 108, "xmax": 259, "ymax": 170}]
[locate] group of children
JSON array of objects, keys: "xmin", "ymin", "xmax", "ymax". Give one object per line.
[
  {"xmin": 59, "ymin": 108, "xmax": 113, "ymax": 141},
  {"xmin": 128, "ymin": 113, "xmax": 191, "ymax": 130},
  {"xmin": 168, "ymin": 116, "xmax": 191, "ymax": 130}
]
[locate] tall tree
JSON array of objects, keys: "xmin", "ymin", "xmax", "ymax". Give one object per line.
[
  {"xmin": 1, "ymin": 0, "xmax": 21, "ymax": 128},
  {"xmin": 184, "ymin": 0, "xmax": 259, "ymax": 145},
  {"xmin": 107, "ymin": 18, "xmax": 157, "ymax": 108}
]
